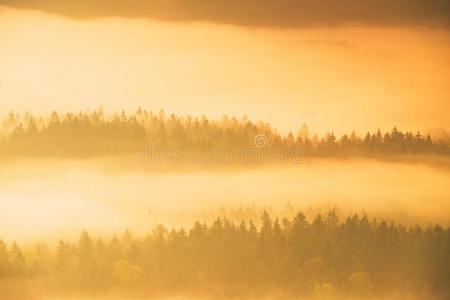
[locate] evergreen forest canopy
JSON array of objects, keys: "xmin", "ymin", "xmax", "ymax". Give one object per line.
[
  {"xmin": 0, "ymin": 109, "xmax": 449, "ymax": 161},
  {"xmin": 0, "ymin": 210, "xmax": 448, "ymax": 299}
]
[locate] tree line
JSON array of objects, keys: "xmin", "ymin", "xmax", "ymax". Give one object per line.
[
  {"xmin": 0, "ymin": 109, "xmax": 448, "ymax": 159},
  {"xmin": 0, "ymin": 210, "xmax": 449, "ymax": 298}
]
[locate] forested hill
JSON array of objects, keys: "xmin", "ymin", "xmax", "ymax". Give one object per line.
[
  {"xmin": 0, "ymin": 109, "xmax": 448, "ymax": 159},
  {"xmin": 1, "ymin": 211, "xmax": 449, "ymax": 298}
]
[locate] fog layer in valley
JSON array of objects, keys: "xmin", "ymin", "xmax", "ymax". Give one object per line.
[{"xmin": 0, "ymin": 157, "xmax": 448, "ymax": 242}]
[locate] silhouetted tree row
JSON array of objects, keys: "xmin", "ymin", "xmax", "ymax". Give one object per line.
[
  {"xmin": 0, "ymin": 211, "xmax": 449, "ymax": 298},
  {"xmin": 0, "ymin": 109, "xmax": 448, "ymax": 159}
]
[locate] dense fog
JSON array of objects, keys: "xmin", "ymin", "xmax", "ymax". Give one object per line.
[{"xmin": 1, "ymin": 157, "xmax": 448, "ymax": 242}]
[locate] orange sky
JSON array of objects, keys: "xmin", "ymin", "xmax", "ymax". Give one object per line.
[{"xmin": 0, "ymin": 6, "xmax": 449, "ymax": 135}]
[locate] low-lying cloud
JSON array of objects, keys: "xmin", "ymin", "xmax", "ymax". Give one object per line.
[{"xmin": 1, "ymin": 0, "xmax": 449, "ymax": 28}]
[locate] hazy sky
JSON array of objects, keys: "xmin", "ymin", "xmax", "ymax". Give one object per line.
[{"xmin": 0, "ymin": 5, "xmax": 449, "ymax": 134}]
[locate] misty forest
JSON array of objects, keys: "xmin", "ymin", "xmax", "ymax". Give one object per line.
[
  {"xmin": 1, "ymin": 1, "xmax": 450, "ymax": 300},
  {"xmin": 1, "ymin": 110, "xmax": 449, "ymax": 160},
  {"xmin": 1, "ymin": 210, "xmax": 449, "ymax": 299},
  {"xmin": 0, "ymin": 110, "xmax": 449, "ymax": 300}
]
